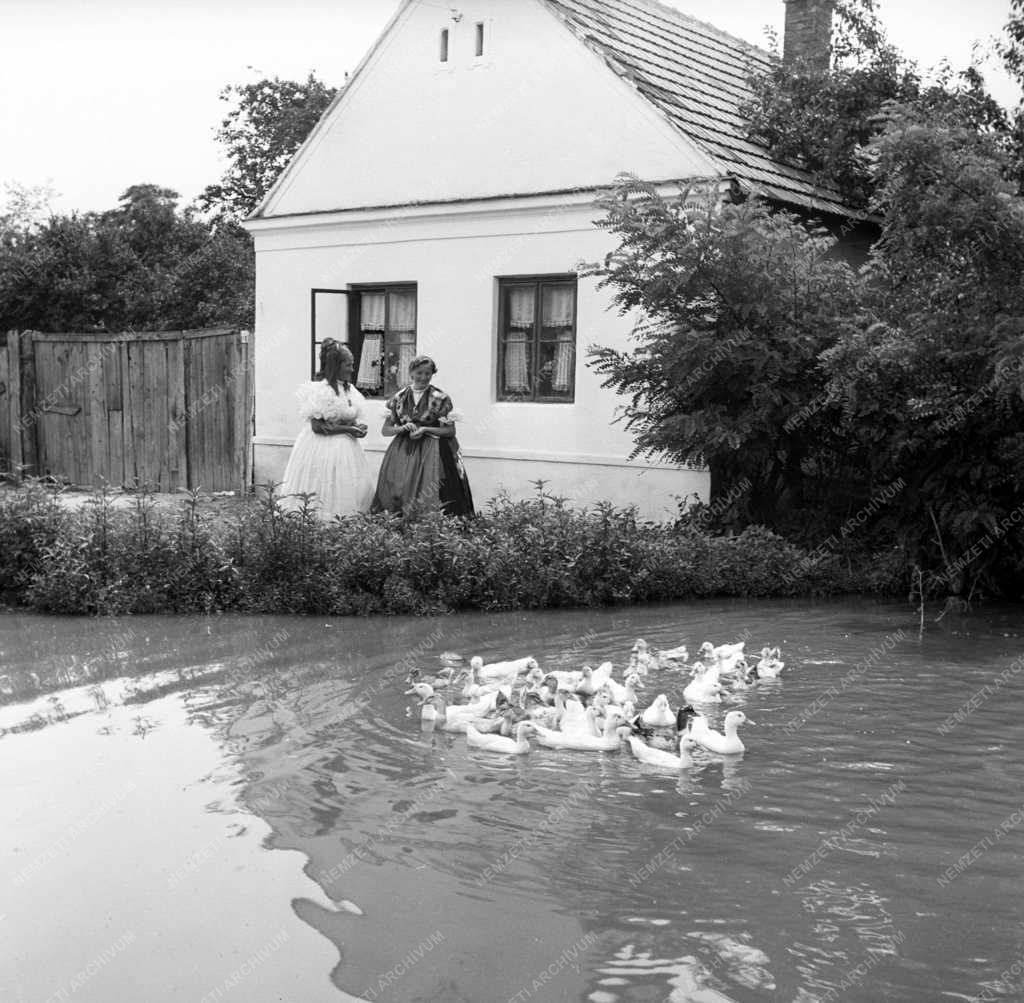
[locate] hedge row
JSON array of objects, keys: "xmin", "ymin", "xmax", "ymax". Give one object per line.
[{"xmin": 0, "ymin": 483, "xmax": 904, "ymax": 616}]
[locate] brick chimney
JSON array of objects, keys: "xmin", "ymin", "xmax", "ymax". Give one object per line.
[{"xmin": 783, "ymin": 0, "xmax": 833, "ymax": 73}]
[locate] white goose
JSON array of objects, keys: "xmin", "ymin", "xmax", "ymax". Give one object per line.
[
  {"xmin": 754, "ymin": 646, "xmax": 785, "ymax": 679},
  {"xmin": 659, "ymin": 642, "xmax": 689, "ymax": 663},
  {"xmin": 533, "ymin": 712, "xmax": 628, "ymax": 752},
  {"xmin": 604, "ymin": 671, "xmax": 643, "ymax": 706},
  {"xmin": 693, "ymin": 710, "xmax": 752, "ymax": 755},
  {"xmin": 473, "ymin": 655, "xmax": 539, "ymax": 684},
  {"xmin": 559, "ymin": 697, "xmax": 602, "ymax": 738},
  {"xmin": 699, "ymin": 641, "xmax": 747, "ymax": 676},
  {"xmin": 404, "ymin": 683, "xmax": 500, "ymax": 732},
  {"xmin": 466, "ymin": 721, "xmax": 535, "ymax": 755},
  {"xmin": 683, "ymin": 663, "xmax": 723, "ymax": 704},
  {"xmin": 630, "ymin": 639, "xmax": 661, "ymax": 674},
  {"xmin": 639, "ymin": 694, "xmax": 676, "ymax": 729},
  {"xmin": 628, "ymin": 733, "xmax": 699, "ymax": 769}
]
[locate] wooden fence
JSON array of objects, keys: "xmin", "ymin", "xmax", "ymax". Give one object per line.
[{"xmin": 0, "ymin": 328, "xmax": 254, "ymax": 492}]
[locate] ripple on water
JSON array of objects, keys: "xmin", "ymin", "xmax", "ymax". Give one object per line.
[{"xmin": 5, "ymin": 600, "xmax": 1024, "ymax": 1001}]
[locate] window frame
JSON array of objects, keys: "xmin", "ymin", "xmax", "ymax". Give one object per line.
[
  {"xmin": 348, "ymin": 282, "xmax": 418, "ymax": 399},
  {"xmin": 310, "ymin": 287, "xmax": 353, "ymax": 379},
  {"xmin": 496, "ymin": 274, "xmax": 578, "ymax": 404}
]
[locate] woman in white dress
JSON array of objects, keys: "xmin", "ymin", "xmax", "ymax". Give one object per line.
[{"xmin": 279, "ymin": 340, "xmax": 374, "ymax": 519}]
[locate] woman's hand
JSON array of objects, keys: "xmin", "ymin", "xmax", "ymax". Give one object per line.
[
  {"xmin": 403, "ymin": 422, "xmax": 417, "ymax": 435},
  {"xmin": 351, "ymin": 423, "xmax": 368, "ymax": 439},
  {"xmin": 409, "ymin": 425, "xmax": 426, "ymax": 440}
]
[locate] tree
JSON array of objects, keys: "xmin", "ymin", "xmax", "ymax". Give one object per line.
[
  {"xmin": 0, "ymin": 181, "xmax": 57, "ymax": 236},
  {"xmin": 198, "ymin": 72, "xmax": 338, "ymax": 222},
  {"xmin": 0, "ymin": 185, "xmax": 254, "ymax": 332},
  {"xmin": 588, "ymin": 177, "xmax": 864, "ymax": 533},
  {"xmin": 743, "ymin": 0, "xmax": 1016, "ymax": 208},
  {"xmin": 820, "ymin": 102, "xmax": 1024, "ymax": 592}
]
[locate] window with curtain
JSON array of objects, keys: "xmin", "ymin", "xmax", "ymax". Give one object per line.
[
  {"xmin": 351, "ymin": 285, "xmax": 417, "ymax": 398},
  {"xmin": 497, "ymin": 276, "xmax": 577, "ymax": 402}
]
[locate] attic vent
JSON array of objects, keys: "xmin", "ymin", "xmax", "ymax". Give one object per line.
[
  {"xmin": 440, "ymin": 28, "xmax": 449, "ymax": 62},
  {"xmin": 475, "ymin": 22, "xmax": 484, "ymax": 57}
]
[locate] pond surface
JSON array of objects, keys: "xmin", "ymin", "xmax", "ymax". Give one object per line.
[{"xmin": 2, "ymin": 599, "xmax": 1023, "ymax": 1002}]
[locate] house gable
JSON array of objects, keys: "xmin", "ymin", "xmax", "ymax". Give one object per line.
[{"xmin": 257, "ymin": 0, "xmax": 722, "ymax": 219}]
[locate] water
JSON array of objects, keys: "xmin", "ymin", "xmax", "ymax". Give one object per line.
[{"xmin": 2, "ymin": 600, "xmax": 1023, "ymax": 1002}]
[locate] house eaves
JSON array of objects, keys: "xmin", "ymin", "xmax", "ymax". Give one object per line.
[{"xmin": 540, "ymin": 0, "xmax": 870, "ymax": 221}]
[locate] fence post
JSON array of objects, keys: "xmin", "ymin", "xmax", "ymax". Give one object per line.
[
  {"xmin": 239, "ymin": 329, "xmax": 254, "ymax": 495},
  {"xmin": 6, "ymin": 331, "xmax": 23, "ymax": 479},
  {"xmin": 17, "ymin": 330, "xmax": 39, "ymax": 476}
]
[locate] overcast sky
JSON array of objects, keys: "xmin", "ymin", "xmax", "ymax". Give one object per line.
[{"xmin": 1, "ymin": 0, "xmax": 1019, "ymax": 215}]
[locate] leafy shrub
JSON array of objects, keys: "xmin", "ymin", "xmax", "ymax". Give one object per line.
[{"xmin": 0, "ymin": 483, "xmax": 908, "ymax": 617}]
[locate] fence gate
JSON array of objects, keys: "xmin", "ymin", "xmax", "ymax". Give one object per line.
[{"xmin": 3, "ymin": 328, "xmax": 253, "ymax": 492}]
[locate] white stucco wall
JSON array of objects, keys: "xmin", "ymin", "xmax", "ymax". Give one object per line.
[
  {"xmin": 249, "ymin": 196, "xmax": 707, "ymax": 522},
  {"xmin": 247, "ymin": 0, "xmax": 719, "ymax": 521},
  {"xmin": 262, "ymin": 0, "xmax": 719, "ymax": 217}
]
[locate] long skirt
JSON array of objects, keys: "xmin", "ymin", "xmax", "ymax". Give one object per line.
[
  {"xmin": 371, "ymin": 435, "xmax": 474, "ymax": 516},
  {"xmin": 279, "ymin": 425, "xmax": 374, "ymax": 519}
]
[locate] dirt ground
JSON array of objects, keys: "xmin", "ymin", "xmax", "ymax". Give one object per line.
[{"xmin": 0, "ymin": 481, "xmax": 257, "ymax": 519}]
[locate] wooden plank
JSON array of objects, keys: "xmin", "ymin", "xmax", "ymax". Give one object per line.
[
  {"xmin": 208, "ymin": 333, "xmax": 229, "ymax": 491},
  {"xmin": 120, "ymin": 343, "xmax": 135, "ymax": 486},
  {"xmin": 195, "ymin": 334, "xmax": 216, "ymax": 490},
  {"xmin": 5, "ymin": 331, "xmax": 22, "ymax": 478},
  {"xmin": 244, "ymin": 332, "xmax": 255, "ymax": 492},
  {"xmin": 87, "ymin": 342, "xmax": 108, "ymax": 486},
  {"xmin": 32, "ymin": 340, "xmax": 57, "ymax": 481},
  {"xmin": 125, "ymin": 341, "xmax": 145, "ymax": 488},
  {"xmin": 236, "ymin": 332, "xmax": 254, "ymax": 494},
  {"xmin": 30, "ymin": 327, "xmax": 235, "ymax": 344},
  {"xmin": 19, "ymin": 331, "xmax": 38, "ymax": 476},
  {"xmin": 0, "ymin": 333, "xmax": 10, "ymax": 473},
  {"xmin": 167, "ymin": 335, "xmax": 186, "ymax": 489}
]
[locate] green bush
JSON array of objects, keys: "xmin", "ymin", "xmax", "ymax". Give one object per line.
[{"xmin": 0, "ymin": 483, "xmax": 905, "ymax": 617}]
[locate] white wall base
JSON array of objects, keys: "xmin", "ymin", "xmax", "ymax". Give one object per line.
[{"xmin": 253, "ymin": 441, "xmax": 707, "ymax": 523}]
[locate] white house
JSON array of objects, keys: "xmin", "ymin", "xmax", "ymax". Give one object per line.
[{"xmin": 244, "ymin": 0, "xmax": 861, "ymax": 520}]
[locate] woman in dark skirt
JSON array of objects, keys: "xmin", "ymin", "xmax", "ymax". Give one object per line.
[{"xmin": 371, "ymin": 355, "xmax": 474, "ymax": 516}]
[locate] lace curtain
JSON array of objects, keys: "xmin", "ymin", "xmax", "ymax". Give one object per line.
[
  {"xmin": 544, "ymin": 287, "xmax": 575, "ymax": 394},
  {"xmin": 389, "ymin": 291, "xmax": 417, "ymax": 380},
  {"xmin": 504, "ymin": 287, "xmax": 534, "ymax": 393},
  {"xmin": 356, "ymin": 292, "xmax": 386, "ymax": 389}
]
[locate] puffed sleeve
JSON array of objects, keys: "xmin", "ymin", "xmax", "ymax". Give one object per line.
[{"xmin": 296, "ymin": 381, "xmax": 325, "ymax": 421}]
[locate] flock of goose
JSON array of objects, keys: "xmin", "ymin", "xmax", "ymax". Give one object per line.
[{"xmin": 403, "ymin": 639, "xmax": 785, "ymax": 766}]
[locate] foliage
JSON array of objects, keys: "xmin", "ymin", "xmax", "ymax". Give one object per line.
[
  {"xmin": 588, "ymin": 178, "xmax": 863, "ymax": 534},
  {"xmin": 0, "ymin": 185, "xmax": 254, "ymax": 332},
  {"xmin": 819, "ymin": 100, "xmax": 1024, "ymax": 594},
  {"xmin": 198, "ymin": 72, "xmax": 338, "ymax": 223},
  {"xmin": 742, "ymin": 0, "xmax": 1018, "ymax": 208},
  {"xmin": 0, "ymin": 181, "xmax": 57, "ymax": 236},
  {"xmin": 0, "ymin": 483, "xmax": 908, "ymax": 616}
]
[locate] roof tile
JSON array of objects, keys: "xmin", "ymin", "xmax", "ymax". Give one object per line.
[{"xmin": 544, "ymin": 0, "xmax": 861, "ymax": 218}]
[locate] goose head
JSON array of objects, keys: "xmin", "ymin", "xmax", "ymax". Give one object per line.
[
  {"xmin": 724, "ymin": 710, "xmax": 751, "ymax": 732},
  {"xmin": 676, "ymin": 704, "xmax": 697, "ymax": 731},
  {"xmin": 404, "ymin": 682, "xmax": 435, "ymax": 703},
  {"xmin": 602, "ymin": 710, "xmax": 627, "ymax": 737}
]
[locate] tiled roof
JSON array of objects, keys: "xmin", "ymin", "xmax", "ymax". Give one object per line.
[{"xmin": 542, "ymin": 0, "xmax": 862, "ymax": 218}]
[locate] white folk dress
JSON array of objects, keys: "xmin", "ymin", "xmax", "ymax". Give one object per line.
[{"xmin": 279, "ymin": 380, "xmax": 374, "ymax": 519}]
